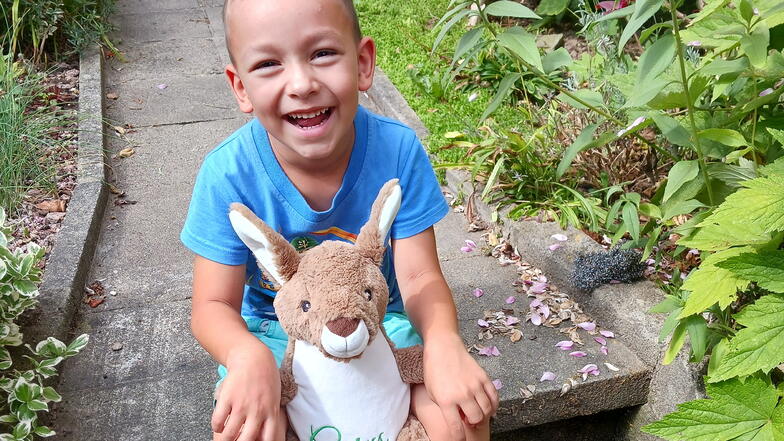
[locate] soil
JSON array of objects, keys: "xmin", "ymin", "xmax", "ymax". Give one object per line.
[{"xmin": 6, "ymin": 62, "xmax": 79, "ymax": 271}]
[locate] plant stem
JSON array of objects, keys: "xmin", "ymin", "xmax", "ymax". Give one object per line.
[
  {"xmin": 669, "ymin": 1, "xmax": 714, "ymax": 205},
  {"xmin": 476, "ymin": 3, "xmax": 677, "ymax": 162}
]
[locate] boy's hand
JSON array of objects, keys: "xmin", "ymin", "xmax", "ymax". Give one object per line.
[
  {"xmin": 423, "ymin": 333, "xmax": 499, "ymax": 440},
  {"xmin": 212, "ymin": 343, "xmax": 283, "ymax": 441}
]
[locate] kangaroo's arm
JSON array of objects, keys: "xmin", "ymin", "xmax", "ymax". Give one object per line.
[{"xmin": 279, "ymin": 341, "xmax": 298, "ymax": 406}]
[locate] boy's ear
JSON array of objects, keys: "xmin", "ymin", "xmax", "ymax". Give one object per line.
[
  {"xmin": 356, "ymin": 179, "xmax": 401, "ymax": 264},
  {"xmin": 357, "ymin": 36, "xmax": 376, "ymax": 92},
  {"xmin": 228, "ymin": 203, "xmax": 300, "ymax": 285},
  {"xmin": 225, "ymin": 64, "xmax": 254, "ymax": 113}
]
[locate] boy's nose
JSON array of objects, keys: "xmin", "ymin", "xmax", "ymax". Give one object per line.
[{"xmin": 286, "ymin": 64, "xmax": 319, "ymax": 98}]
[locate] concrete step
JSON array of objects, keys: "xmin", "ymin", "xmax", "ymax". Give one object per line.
[{"xmin": 435, "ymin": 209, "xmax": 652, "ymax": 433}]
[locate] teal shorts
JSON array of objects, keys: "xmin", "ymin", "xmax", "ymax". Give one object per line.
[{"xmin": 216, "ymin": 312, "xmax": 422, "ymax": 383}]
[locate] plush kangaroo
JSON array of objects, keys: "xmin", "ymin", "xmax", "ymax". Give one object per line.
[{"xmin": 228, "ymin": 179, "xmax": 430, "ymax": 441}]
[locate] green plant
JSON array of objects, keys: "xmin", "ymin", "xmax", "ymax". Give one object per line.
[
  {"xmin": 643, "ymin": 158, "xmax": 784, "ymax": 440},
  {"xmin": 0, "ymin": 208, "xmax": 88, "ymax": 439}
]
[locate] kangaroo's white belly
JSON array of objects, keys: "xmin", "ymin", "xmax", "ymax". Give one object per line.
[{"xmin": 288, "ymin": 335, "xmax": 410, "ymax": 441}]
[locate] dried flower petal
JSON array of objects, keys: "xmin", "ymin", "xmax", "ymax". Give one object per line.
[
  {"xmin": 478, "ymin": 346, "xmax": 501, "ymax": 356},
  {"xmin": 577, "ymin": 364, "xmax": 598, "ymax": 373},
  {"xmin": 551, "ymin": 234, "xmax": 568, "ymax": 241},
  {"xmin": 505, "ymin": 316, "xmax": 520, "ymax": 326},
  {"xmin": 540, "ymin": 371, "xmax": 556, "ymax": 382},
  {"xmin": 759, "ymin": 88, "xmax": 774, "ymax": 97},
  {"xmin": 555, "ymin": 340, "xmax": 574, "ymax": 350},
  {"xmin": 687, "ymin": 40, "xmax": 701, "ymax": 47},
  {"xmin": 594, "ymin": 336, "xmax": 607, "ymax": 346},
  {"xmin": 617, "ymin": 116, "xmax": 646, "ymax": 137},
  {"xmin": 530, "ymin": 282, "xmax": 547, "ymax": 293},
  {"xmin": 478, "ymin": 319, "xmax": 489, "ymax": 328},
  {"xmin": 599, "ymin": 330, "xmax": 615, "ymax": 338},
  {"xmin": 548, "ymin": 243, "xmax": 562, "ymax": 251},
  {"xmin": 604, "ymin": 362, "xmax": 620, "ymax": 372},
  {"xmin": 506, "ymin": 296, "xmax": 516, "ymax": 304},
  {"xmin": 569, "ymin": 351, "xmax": 588, "ymax": 358},
  {"xmin": 492, "ymin": 379, "xmax": 503, "ymax": 390},
  {"xmin": 530, "ymin": 298, "xmax": 542, "ymax": 308},
  {"xmin": 157, "ymin": 83, "xmax": 168, "ymax": 89},
  {"xmin": 530, "ymin": 314, "xmax": 542, "ymax": 326},
  {"xmin": 600, "ymin": 345, "xmax": 609, "ymax": 355},
  {"xmin": 465, "ymin": 239, "xmax": 477, "ymax": 248},
  {"xmin": 577, "ymin": 322, "xmax": 596, "ymax": 331},
  {"xmin": 461, "ymin": 246, "xmax": 473, "ymax": 253},
  {"xmin": 468, "ymin": 92, "xmax": 479, "ymax": 102},
  {"xmin": 473, "ymin": 288, "xmax": 484, "ymax": 298}
]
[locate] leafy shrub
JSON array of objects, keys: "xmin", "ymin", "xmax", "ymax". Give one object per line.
[
  {"xmin": 1, "ymin": 0, "xmax": 116, "ymax": 62},
  {"xmin": 0, "ymin": 208, "xmax": 88, "ymax": 440}
]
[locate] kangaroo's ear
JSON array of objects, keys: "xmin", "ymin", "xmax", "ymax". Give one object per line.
[
  {"xmin": 356, "ymin": 179, "xmax": 402, "ymax": 265},
  {"xmin": 228, "ymin": 203, "xmax": 300, "ymax": 285}
]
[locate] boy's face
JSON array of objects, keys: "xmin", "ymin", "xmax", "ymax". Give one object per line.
[{"xmin": 224, "ymin": 0, "xmax": 375, "ymax": 165}]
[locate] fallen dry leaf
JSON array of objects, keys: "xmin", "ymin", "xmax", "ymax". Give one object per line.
[
  {"xmin": 106, "ymin": 92, "xmax": 119, "ymax": 100},
  {"xmin": 35, "ymin": 199, "xmax": 66, "ymax": 213},
  {"xmin": 108, "ymin": 183, "xmax": 125, "ymax": 196},
  {"xmin": 117, "ymin": 147, "xmax": 135, "ymax": 158}
]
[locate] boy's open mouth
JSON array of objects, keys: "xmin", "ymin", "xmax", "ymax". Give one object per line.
[{"xmin": 286, "ymin": 107, "xmax": 332, "ymax": 129}]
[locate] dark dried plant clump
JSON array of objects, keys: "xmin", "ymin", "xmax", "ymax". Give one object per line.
[{"xmin": 571, "ymin": 247, "xmax": 646, "ymax": 292}]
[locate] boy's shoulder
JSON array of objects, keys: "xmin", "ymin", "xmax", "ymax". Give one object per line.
[
  {"xmin": 203, "ymin": 118, "xmax": 257, "ymax": 162},
  {"xmin": 362, "ymin": 106, "xmax": 417, "ymax": 139}
]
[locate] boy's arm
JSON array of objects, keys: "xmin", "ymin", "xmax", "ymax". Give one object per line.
[
  {"xmin": 191, "ymin": 256, "xmax": 283, "ymax": 441},
  {"xmin": 392, "ymin": 228, "xmax": 499, "ymax": 439}
]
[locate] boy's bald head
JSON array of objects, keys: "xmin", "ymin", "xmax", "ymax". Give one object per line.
[{"xmin": 222, "ymin": 0, "xmax": 362, "ymax": 64}]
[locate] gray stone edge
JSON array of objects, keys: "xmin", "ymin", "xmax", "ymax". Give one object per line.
[{"xmin": 26, "ymin": 46, "xmax": 108, "ymax": 344}]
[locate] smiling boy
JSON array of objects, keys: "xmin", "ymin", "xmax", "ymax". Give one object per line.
[{"xmin": 181, "ymin": 0, "xmax": 498, "ymax": 440}]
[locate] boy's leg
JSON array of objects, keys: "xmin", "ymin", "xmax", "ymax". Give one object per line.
[{"xmin": 411, "ymin": 383, "xmax": 490, "ymax": 441}]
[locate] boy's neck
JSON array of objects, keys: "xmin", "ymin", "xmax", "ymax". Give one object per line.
[{"xmin": 270, "ymin": 137, "xmax": 354, "ymax": 212}]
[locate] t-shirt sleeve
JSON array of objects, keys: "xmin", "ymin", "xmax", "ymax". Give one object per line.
[
  {"xmin": 180, "ymin": 156, "xmax": 250, "ymax": 265},
  {"xmin": 392, "ymin": 136, "xmax": 449, "ymax": 239}
]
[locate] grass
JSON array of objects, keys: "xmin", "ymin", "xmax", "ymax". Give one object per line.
[
  {"xmin": 0, "ymin": 57, "xmax": 62, "ymax": 212},
  {"xmin": 356, "ymin": 0, "xmax": 521, "ymax": 163}
]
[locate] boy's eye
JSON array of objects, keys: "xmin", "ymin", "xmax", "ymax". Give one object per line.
[
  {"xmin": 313, "ymin": 49, "xmax": 336, "ymax": 59},
  {"xmin": 254, "ymin": 60, "xmax": 278, "ymax": 70}
]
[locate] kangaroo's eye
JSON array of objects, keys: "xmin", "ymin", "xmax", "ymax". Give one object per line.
[
  {"xmin": 363, "ymin": 289, "xmax": 372, "ymax": 301},
  {"xmin": 300, "ymin": 300, "xmax": 311, "ymax": 312}
]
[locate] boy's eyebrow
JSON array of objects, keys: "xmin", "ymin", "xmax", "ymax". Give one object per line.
[{"xmin": 246, "ymin": 28, "xmax": 346, "ymax": 55}]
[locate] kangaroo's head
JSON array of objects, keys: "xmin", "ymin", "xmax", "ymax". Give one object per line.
[{"xmin": 228, "ymin": 179, "xmax": 401, "ymax": 362}]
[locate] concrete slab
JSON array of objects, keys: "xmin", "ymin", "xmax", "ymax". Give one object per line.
[
  {"xmin": 114, "ymin": 0, "xmax": 198, "ymax": 14},
  {"xmin": 110, "ymin": 10, "xmax": 212, "ymax": 44},
  {"xmin": 104, "ymin": 74, "xmax": 238, "ymax": 127},
  {"xmin": 109, "ymin": 38, "xmax": 223, "ymax": 80}
]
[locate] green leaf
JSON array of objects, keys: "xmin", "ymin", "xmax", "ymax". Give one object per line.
[
  {"xmin": 650, "ymin": 295, "xmax": 684, "ymax": 314},
  {"xmin": 690, "ymin": 0, "xmax": 732, "ymax": 26},
  {"xmin": 622, "ymin": 202, "xmax": 641, "ymax": 240},
  {"xmin": 536, "ymin": 0, "xmax": 569, "ymax": 15},
  {"xmin": 705, "ymin": 174, "xmax": 784, "ymax": 234},
  {"xmin": 678, "ymin": 247, "xmax": 753, "ymax": 318},
  {"xmin": 664, "ymin": 160, "xmax": 700, "ymax": 203},
  {"xmin": 622, "ymin": 78, "xmax": 671, "ymax": 108},
  {"xmin": 66, "ymin": 334, "xmax": 89, "ymax": 355},
  {"xmin": 556, "ymin": 123, "xmax": 598, "ymax": 178},
  {"xmin": 497, "ymin": 27, "xmax": 544, "ymax": 73},
  {"xmin": 12, "ymin": 280, "xmax": 36, "ymax": 295},
  {"xmin": 700, "ymin": 57, "xmax": 751, "ymax": 76},
  {"xmin": 541, "ymin": 48, "xmax": 572, "ymax": 73},
  {"xmin": 661, "ymin": 199, "xmax": 706, "ymax": 220},
  {"xmin": 41, "ymin": 387, "xmax": 61, "ymax": 403},
  {"xmin": 26, "ymin": 400, "xmax": 47, "ymax": 411},
  {"xmin": 556, "ymin": 89, "xmax": 605, "ymax": 110},
  {"xmin": 717, "ymin": 250, "xmax": 784, "ymax": 292},
  {"xmin": 480, "ymin": 72, "xmax": 521, "ymax": 121},
  {"xmin": 659, "ymin": 307, "xmax": 684, "ymax": 343},
  {"xmin": 482, "ymin": 157, "xmax": 505, "ymax": 200},
  {"xmin": 13, "ymin": 421, "xmax": 30, "ymax": 439},
  {"xmin": 651, "ymin": 113, "xmax": 691, "ymax": 147},
  {"xmin": 739, "ymin": 0, "xmax": 755, "ymax": 22},
  {"xmin": 699, "ymin": 128, "xmax": 748, "ymax": 147},
  {"xmin": 642, "ymin": 376, "xmax": 784, "ymax": 440},
  {"xmin": 432, "ymin": 9, "xmax": 471, "ymax": 53},
  {"xmin": 709, "ymin": 294, "xmax": 784, "ymax": 382},
  {"xmin": 707, "ymin": 337, "xmax": 730, "ymax": 376},
  {"xmin": 14, "ymin": 379, "xmax": 33, "ymax": 403},
  {"xmin": 663, "ymin": 321, "xmax": 688, "ymax": 364},
  {"xmin": 707, "ymin": 162, "xmax": 757, "ymax": 188},
  {"xmin": 740, "ymin": 22, "xmax": 770, "ymax": 68},
  {"xmin": 33, "ymin": 426, "xmax": 56, "ymax": 437},
  {"xmin": 453, "ymin": 28, "xmax": 484, "ymax": 62},
  {"xmin": 685, "ymin": 314, "xmax": 709, "ymax": 361},
  {"xmin": 639, "ymin": 202, "xmax": 662, "ymax": 219},
  {"xmin": 637, "ymin": 35, "xmax": 676, "ymax": 83},
  {"xmin": 485, "ymin": 0, "xmax": 541, "ymax": 19},
  {"xmin": 618, "ymin": 0, "xmax": 665, "ymax": 55}
]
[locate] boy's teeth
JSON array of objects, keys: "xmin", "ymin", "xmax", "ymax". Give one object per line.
[{"xmin": 289, "ymin": 108, "xmax": 328, "ymax": 119}]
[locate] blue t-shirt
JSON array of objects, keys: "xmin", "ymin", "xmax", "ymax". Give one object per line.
[{"xmin": 180, "ymin": 106, "xmax": 448, "ymax": 320}]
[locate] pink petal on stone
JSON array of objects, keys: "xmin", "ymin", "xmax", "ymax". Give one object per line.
[
  {"xmin": 551, "ymin": 234, "xmax": 568, "ymax": 241},
  {"xmin": 600, "ymin": 330, "xmax": 615, "ymax": 338},
  {"xmin": 157, "ymin": 83, "xmax": 168, "ymax": 89},
  {"xmin": 491, "ymin": 346, "xmax": 501, "ymax": 356},
  {"xmin": 531, "ymin": 314, "xmax": 542, "ymax": 326},
  {"xmin": 461, "ymin": 246, "xmax": 473, "ymax": 253},
  {"xmin": 539, "ymin": 276, "xmax": 548, "ymax": 283},
  {"xmin": 473, "ymin": 288, "xmax": 484, "ymax": 298},
  {"xmin": 505, "ymin": 316, "xmax": 520, "ymax": 326},
  {"xmin": 555, "ymin": 340, "xmax": 574, "ymax": 350},
  {"xmin": 530, "ymin": 282, "xmax": 547, "ymax": 293},
  {"xmin": 540, "ymin": 371, "xmax": 556, "ymax": 382},
  {"xmin": 594, "ymin": 337, "xmax": 607, "ymax": 346},
  {"xmin": 478, "ymin": 346, "xmax": 500, "ymax": 356},
  {"xmin": 478, "ymin": 319, "xmax": 489, "ymax": 328},
  {"xmin": 577, "ymin": 364, "xmax": 598, "ymax": 373},
  {"xmin": 577, "ymin": 322, "xmax": 596, "ymax": 331},
  {"xmin": 548, "ymin": 243, "xmax": 562, "ymax": 251},
  {"xmin": 465, "ymin": 239, "xmax": 477, "ymax": 248},
  {"xmin": 569, "ymin": 351, "xmax": 588, "ymax": 358},
  {"xmin": 600, "ymin": 345, "xmax": 609, "ymax": 355},
  {"xmin": 540, "ymin": 304, "xmax": 551, "ymax": 319},
  {"xmin": 492, "ymin": 379, "xmax": 503, "ymax": 390},
  {"xmin": 530, "ymin": 299, "xmax": 542, "ymax": 308},
  {"xmin": 506, "ymin": 296, "xmax": 516, "ymax": 304},
  {"xmin": 604, "ymin": 362, "xmax": 620, "ymax": 372}
]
